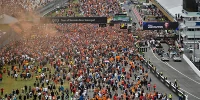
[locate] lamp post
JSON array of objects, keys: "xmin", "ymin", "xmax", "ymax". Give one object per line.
[
  {"xmin": 178, "ymin": 26, "xmax": 181, "ymax": 43},
  {"xmin": 194, "ymin": 29, "xmax": 196, "ymax": 64}
]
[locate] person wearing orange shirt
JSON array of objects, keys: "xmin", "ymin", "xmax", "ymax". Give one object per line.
[
  {"xmin": 98, "ymin": 97, "xmax": 103, "ymax": 100},
  {"xmin": 102, "ymin": 94, "xmax": 107, "ymax": 100},
  {"xmin": 123, "ymin": 93, "xmax": 126, "ymax": 99}
]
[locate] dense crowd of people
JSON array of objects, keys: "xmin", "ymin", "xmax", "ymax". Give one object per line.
[
  {"xmin": 134, "ymin": 3, "xmax": 169, "ymax": 22},
  {"xmin": 0, "ymin": 0, "xmax": 57, "ymax": 17},
  {"xmin": 51, "ymin": 0, "xmax": 121, "ymax": 17},
  {"xmin": 0, "ymin": 0, "xmax": 176, "ymax": 100},
  {"xmin": 0, "ymin": 23, "xmax": 171, "ymax": 99}
]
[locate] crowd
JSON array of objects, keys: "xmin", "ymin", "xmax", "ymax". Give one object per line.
[
  {"xmin": 0, "ymin": 0, "xmax": 57, "ymax": 17},
  {"xmin": 0, "ymin": 23, "xmax": 172, "ymax": 99},
  {"xmin": 0, "ymin": 0, "xmax": 175, "ymax": 100},
  {"xmin": 80, "ymin": 0, "xmax": 121, "ymax": 17},
  {"xmin": 134, "ymin": 3, "xmax": 169, "ymax": 22},
  {"xmin": 52, "ymin": 0, "xmax": 121, "ymax": 17}
]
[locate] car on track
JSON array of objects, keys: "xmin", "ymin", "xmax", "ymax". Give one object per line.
[
  {"xmin": 161, "ymin": 53, "xmax": 169, "ymax": 61},
  {"xmin": 155, "ymin": 43, "xmax": 163, "ymax": 48},
  {"xmin": 173, "ymin": 55, "xmax": 182, "ymax": 62}
]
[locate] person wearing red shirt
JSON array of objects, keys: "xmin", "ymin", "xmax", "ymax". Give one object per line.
[
  {"xmin": 72, "ymin": 88, "xmax": 76, "ymax": 94},
  {"xmin": 0, "ymin": 73, "xmax": 2, "ymax": 80},
  {"xmin": 153, "ymin": 84, "xmax": 156, "ymax": 91},
  {"xmin": 113, "ymin": 93, "xmax": 118, "ymax": 100},
  {"xmin": 139, "ymin": 95, "xmax": 144, "ymax": 100},
  {"xmin": 1, "ymin": 88, "xmax": 4, "ymax": 95}
]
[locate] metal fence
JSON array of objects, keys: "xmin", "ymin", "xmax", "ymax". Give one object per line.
[{"xmin": 138, "ymin": 53, "xmax": 188, "ymax": 100}]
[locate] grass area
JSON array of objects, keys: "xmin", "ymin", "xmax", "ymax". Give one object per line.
[
  {"xmin": 0, "ymin": 25, "xmax": 11, "ymax": 32},
  {"xmin": 0, "ymin": 71, "xmax": 35, "ymax": 93},
  {"xmin": 0, "ymin": 63, "xmax": 69, "ymax": 97}
]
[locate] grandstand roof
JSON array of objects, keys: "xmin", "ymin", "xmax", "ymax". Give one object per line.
[
  {"xmin": 155, "ymin": 0, "xmax": 183, "ymax": 17},
  {"xmin": 0, "ymin": 14, "xmax": 18, "ymax": 24}
]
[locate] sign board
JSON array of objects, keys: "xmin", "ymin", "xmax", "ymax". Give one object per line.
[
  {"xmin": 107, "ymin": 16, "xmax": 131, "ymax": 23},
  {"xmin": 41, "ymin": 17, "xmax": 107, "ymax": 23},
  {"xmin": 143, "ymin": 22, "xmax": 179, "ymax": 30}
]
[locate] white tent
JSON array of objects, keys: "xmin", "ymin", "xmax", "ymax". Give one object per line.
[
  {"xmin": 0, "ymin": 14, "xmax": 18, "ymax": 24},
  {"xmin": 155, "ymin": 0, "xmax": 183, "ymax": 17}
]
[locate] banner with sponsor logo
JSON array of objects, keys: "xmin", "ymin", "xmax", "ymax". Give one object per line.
[
  {"xmin": 143, "ymin": 22, "xmax": 179, "ymax": 30},
  {"xmin": 41, "ymin": 17, "xmax": 107, "ymax": 23}
]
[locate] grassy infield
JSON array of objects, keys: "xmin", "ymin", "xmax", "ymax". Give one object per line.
[
  {"xmin": 0, "ymin": 25, "xmax": 10, "ymax": 32},
  {"xmin": 0, "ymin": 0, "xmax": 80, "ymax": 97}
]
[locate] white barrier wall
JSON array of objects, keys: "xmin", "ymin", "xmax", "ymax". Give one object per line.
[{"xmin": 183, "ymin": 54, "xmax": 200, "ymax": 77}]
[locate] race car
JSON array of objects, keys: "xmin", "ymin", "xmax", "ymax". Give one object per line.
[
  {"xmin": 161, "ymin": 53, "xmax": 169, "ymax": 61},
  {"xmin": 173, "ymin": 55, "xmax": 182, "ymax": 62}
]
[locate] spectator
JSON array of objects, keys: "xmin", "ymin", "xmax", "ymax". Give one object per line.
[{"xmin": 0, "ymin": 88, "xmax": 4, "ymax": 95}]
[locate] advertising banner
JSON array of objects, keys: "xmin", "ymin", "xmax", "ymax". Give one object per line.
[
  {"xmin": 41, "ymin": 17, "xmax": 107, "ymax": 23},
  {"xmin": 107, "ymin": 16, "xmax": 130, "ymax": 23},
  {"xmin": 143, "ymin": 22, "xmax": 179, "ymax": 30}
]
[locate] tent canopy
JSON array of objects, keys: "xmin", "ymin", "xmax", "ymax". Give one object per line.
[{"xmin": 155, "ymin": 0, "xmax": 183, "ymax": 17}]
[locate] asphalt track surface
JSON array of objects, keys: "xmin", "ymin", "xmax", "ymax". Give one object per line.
[
  {"xmin": 123, "ymin": 3, "xmax": 140, "ymax": 29},
  {"xmin": 37, "ymin": 0, "xmax": 68, "ymax": 16},
  {"xmin": 145, "ymin": 43, "xmax": 200, "ymax": 100},
  {"xmin": 123, "ymin": 2, "xmax": 179, "ymax": 100}
]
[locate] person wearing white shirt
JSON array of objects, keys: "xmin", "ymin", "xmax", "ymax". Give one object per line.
[
  {"xmin": 14, "ymin": 73, "xmax": 18, "ymax": 80},
  {"xmin": 103, "ymin": 77, "xmax": 106, "ymax": 82},
  {"xmin": 36, "ymin": 87, "xmax": 39, "ymax": 91},
  {"xmin": 98, "ymin": 91, "xmax": 102, "ymax": 98},
  {"xmin": 37, "ymin": 92, "xmax": 41, "ymax": 96},
  {"xmin": 135, "ymin": 92, "xmax": 139, "ymax": 99},
  {"xmin": 44, "ymin": 87, "xmax": 48, "ymax": 92},
  {"xmin": 45, "ymin": 94, "xmax": 48, "ymax": 100},
  {"xmin": 158, "ymin": 93, "xmax": 161, "ymax": 99},
  {"xmin": 75, "ymin": 91, "xmax": 79, "ymax": 97},
  {"xmin": 46, "ymin": 79, "xmax": 49, "ymax": 84},
  {"xmin": 114, "ymin": 72, "xmax": 118, "ymax": 78},
  {"xmin": 43, "ymin": 88, "xmax": 45, "ymax": 92},
  {"xmin": 28, "ymin": 65, "xmax": 31, "ymax": 69},
  {"xmin": 49, "ymin": 95, "xmax": 52, "ymax": 100}
]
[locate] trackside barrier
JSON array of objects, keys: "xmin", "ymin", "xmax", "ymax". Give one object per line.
[
  {"xmin": 183, "ymin": 54, "xmax": 200, "ymax": 77},
  {"xmin": 138, "ymin": 54, "xmax": 188, "ymax": 100},
  {"xmin": 132, "ymin": 7, "xmax": 143, "ymax": 26}
]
